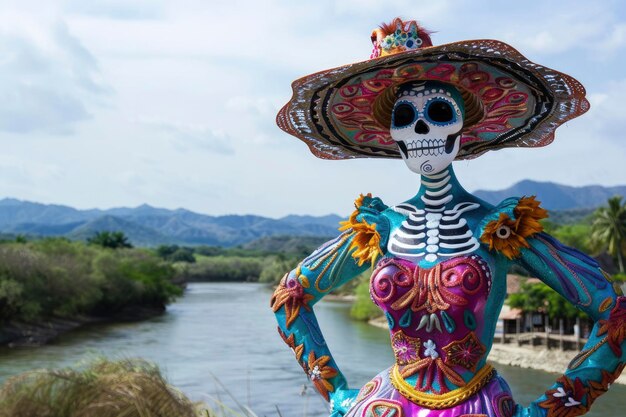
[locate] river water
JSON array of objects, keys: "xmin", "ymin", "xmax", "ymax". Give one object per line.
[{"xmin": 1, "ymin": 282, "xmax": 625, "ymax": 417}]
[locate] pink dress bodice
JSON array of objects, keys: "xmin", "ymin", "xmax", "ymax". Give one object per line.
[{"xmin": 370, "ymin": 254, "xmax": 493, "ymax": 393}]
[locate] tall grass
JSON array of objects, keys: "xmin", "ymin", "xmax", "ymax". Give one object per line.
[
  {"xmin": 0, "ymin": 358, "xmax": 271, "ymax": 417},
  {"xmin": 0, "ymin": 358, "xmax": 202, "ymax": 417}
]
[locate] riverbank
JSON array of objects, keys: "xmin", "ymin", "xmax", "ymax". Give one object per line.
[
  {"xmin": 368, "ymin": 316, "xmax": 626, "ymax": 385},
  {"xmin": 0, "ymin": 306, "xmax": 165, "ymax": 348}
]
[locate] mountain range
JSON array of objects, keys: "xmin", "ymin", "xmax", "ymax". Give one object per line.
[
  {"xmin": 0, "ymin": 180, "xmax": 622, "ymax": 247},
  {"xmin": 474, "ymin": 180, "xmax": 626, "ymax": 211}
]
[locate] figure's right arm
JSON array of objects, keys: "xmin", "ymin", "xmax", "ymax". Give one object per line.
[{"xmin": 271, "ymin": 194, "xmax": 390, "ymax": 413}]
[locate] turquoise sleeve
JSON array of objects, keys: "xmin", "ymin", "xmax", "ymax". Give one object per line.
[
  {"xmin": 272, "ymin": 195, "xmax": 390, "ymax": 414},
  {"xmin": 513, "ymin": 232, "xmax": 626, "ymax": 417}
]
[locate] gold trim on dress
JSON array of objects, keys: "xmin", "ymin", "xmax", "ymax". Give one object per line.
[{"xmin": 389, "ymin": 363, "xmax": 495, "ymax": 409}]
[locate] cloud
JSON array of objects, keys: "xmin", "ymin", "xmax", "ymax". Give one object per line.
[
  {"xmin": 64, "ymin": 0, "xmax": 165, "ymax": 20},
  {"xmin": 225, "ymin": 96, "xmax": 284, "ymax": 145},
  {"xmin": 596, "ymin": 23, "xmax": 626, "ymax": 57},
  {"xmin": 0, "ymin": 0, "xmax": 623, "ymax": 218},
  {"xmin": 584, "ymin": 79, "xmax": 626, "ymax": 139},
  {"xmin": 0, "ymin": 19, "xmax": 110, "ymax": 134},
  {"xmin": 140, "ymin": 119, "xmax": 235, "ymax": 155}
]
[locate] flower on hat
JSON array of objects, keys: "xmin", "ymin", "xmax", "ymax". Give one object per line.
[{"xmin": 370, "ymin": 18, "xmax": 432, "ymax": 58}]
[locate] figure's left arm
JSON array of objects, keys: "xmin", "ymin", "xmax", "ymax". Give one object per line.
[
  {"xmin": 517, "ymin": 232, "xmax": 625, "ymax": 417},
  {"xmin": 483, "ymin": 196, "xmax": 626, "ymax": 417}
]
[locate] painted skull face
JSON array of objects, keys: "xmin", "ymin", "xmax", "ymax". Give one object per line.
[{"xmin": 390, "ymin": 81, "xmax": 464, "ymax": 175}]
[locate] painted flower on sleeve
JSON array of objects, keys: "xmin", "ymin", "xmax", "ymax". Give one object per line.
[
  {"xmin": 597, "ymin": 296, "xmax": 626, "ymax": 357},
  {"xmin": 277, "ymin": 326, "xmax": 304, "ymax": 362},
  {"xmin": 271, "ymin": 273, "xmax": 314, "ymax": 328},
  {"xmin": 538, "ymin": 375, "xmax": 589, "ymax": 417},
  {"xmin": 306, "ymin": 351, "xmax": 338, "ymax": 401},
  {"xmin": 588, "ymin": 363, "xmax": 625, "ymax": 404}
]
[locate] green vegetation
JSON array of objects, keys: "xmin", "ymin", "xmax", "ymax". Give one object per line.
[
  {"xmin": 350, "ymin": 271, "xmax": 380, "ymax": 321},
  {"xmin": 506, "ymin": 196, "xmax": 626, "ymax": 324},
  {"xmin": 0, "ymin": 358, "xmax": 210, "ymax": 417},
  {"xmin": 87, "ymin": 231, "xmax": 133, "ymax": 249},
  {"xmin": 508, "ymin": 280, "xmax": 586, "ymax": 321},
  {"xmin": 548, "ymin": 223, "xmax": 593, "ymax": 254},
  {"xmin": 0, "ymin": 357, "xmax": 265, "ymax": 417},
  {"xmin": 166, "ymin": 237, "xmax": 327, "ymax": 284},
  {"xmin": 157, "ymin": 244, "xmax": 196, "ymax": 263},
  {"xmin": 0, "ymin": 237, "xmax": 182, "ymax": 323},
  {"xmin": 591, "ymin": 195, "xmax": 626, "ymax": 273},
  {"xmin": 182, "ymin": 255, "xmax": 265, "ymax": 282}
]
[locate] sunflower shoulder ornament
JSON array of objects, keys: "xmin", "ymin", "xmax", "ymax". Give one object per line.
[{"xmin": 271, "ymin": 18, "xmax": 626, "ymax": 417}]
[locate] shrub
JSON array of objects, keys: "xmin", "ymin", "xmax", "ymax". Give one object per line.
[
  {"xmin": 0, "ymin": 239, "xmax": 181, "ymax": 323},
  {"xmin": 350, "ymin": 273, "xmax": 381, "ymax": 321},
  {"xmin": 182, "ymin": 255, "xmax": 264, "ymax": 282},
  {"xmin": 0, "ymin": 358, "xmax": 205, "ymax": 417}
]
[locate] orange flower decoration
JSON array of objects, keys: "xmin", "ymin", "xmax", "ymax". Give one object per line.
[
  {"xmin": 597, "ymin": 296, "xmax": 626, "ymax": 357},
  {"xmin": 271, "ymin": 273, "xmax": 314, "ymax": 329},
  {"xmin": 481, "ymin": 196, "xmax": 548, "ymax": 259},
  {"xmin": 538, "ymin": 375, "xmax": 589, "ymax": 417},
  {"xmin": 339, "ymin": 193, "xmax": 383, "ymax": 266},
  {"xmin": 514, "ymin": 196, "xmax": 548, "ymax": 235},
  {"xmin": 306, "ymin": 351, "xmax": 338, "ymax": 401},
  {"xmin": 277, "ymin": 326, "xmax": 304, "ymax": 362},
  {"xmin": 588, "ymin": 363, "xmax": 625, "ymax": 404}
]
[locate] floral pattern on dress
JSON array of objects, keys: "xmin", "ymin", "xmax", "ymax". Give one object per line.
[
  {"xmin": 399, "ymin": 339, "xmax": 465, "ymax": 394},
  {"xmin": 391, "ymin": 331, "xmax": 421, "ymax": 365},
  {"xmin": 442, "ymin": 332, "xmax": 486, "ymax": 372}
]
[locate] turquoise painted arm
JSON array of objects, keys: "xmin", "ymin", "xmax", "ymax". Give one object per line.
[
  {"xmin": 271, "ymin": 195, "xmax": 390, "ymax": 414},
  {"xmin": 513, "ymin": 232, "xmax": 626, "ymax": 417}
]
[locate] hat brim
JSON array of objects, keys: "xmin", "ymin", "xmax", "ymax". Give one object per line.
[{"xmin": 277, "ymin": 39, "xmax": 589, "ymax": 160}]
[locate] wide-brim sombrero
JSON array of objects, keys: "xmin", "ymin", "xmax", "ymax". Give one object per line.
[{"xmin": 276, "ymin": 19, "xmax": 589, "ymax": 161}]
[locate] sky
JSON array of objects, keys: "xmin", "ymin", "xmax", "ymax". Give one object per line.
[{"xmin": 0, "ymin": 0, "xmax": 625, "ymax": 218}]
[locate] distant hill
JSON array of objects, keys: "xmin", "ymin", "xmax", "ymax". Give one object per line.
[
  {"xmin": 242, "ymin": 235, "xmax": 331, "ymax": 254},
  {"xmin": 0, "ymin": 199, "xmax": 343, "ymax": 247},
  {"xmin": 474, "ymin": 180, "xmax": 626, "ymax": 211},
  {"xmin": 0, "ymin": 180, "xmax": 622, "ymax": 247}
]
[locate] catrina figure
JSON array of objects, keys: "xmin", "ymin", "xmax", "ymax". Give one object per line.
[{"xmin": 271, "ymin": 18, "xmax": 626, "ymax": 417}]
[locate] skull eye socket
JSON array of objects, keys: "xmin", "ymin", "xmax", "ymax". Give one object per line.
[
  {"xmin": 426, "ymin": 100, "xmax": 455, "ymax": 124},
  {"xmin": 392, "ymin": 103, "xmax": 416, "ymax": 128}
]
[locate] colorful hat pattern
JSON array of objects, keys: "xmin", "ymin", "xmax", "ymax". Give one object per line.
[{"xmin": 276, "ymin": 18, "xmax": 589, "ymax": 160}]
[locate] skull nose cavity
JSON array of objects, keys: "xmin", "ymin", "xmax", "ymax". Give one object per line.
[{"xmin": 414, "ymin": 120, "xmax": 429, "ymax": 134}]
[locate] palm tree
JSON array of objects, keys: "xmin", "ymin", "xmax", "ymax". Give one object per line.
[
  {"xmin": 591, "ymin": 196, "xmax": 626, "ymax": 273},
  {"xmin": 87, "ymin": 231, "xmax": 133, "ymax": 249}
]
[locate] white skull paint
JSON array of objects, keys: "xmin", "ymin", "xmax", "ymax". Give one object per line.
[{"xmin": 390, "ymin": 81, "xmax": 464, "ymax": 175}]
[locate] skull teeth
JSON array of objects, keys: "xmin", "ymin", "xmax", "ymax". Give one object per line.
[{"xmin": 404, "ymin": 139, "xmax": 446, "ymax": 158}]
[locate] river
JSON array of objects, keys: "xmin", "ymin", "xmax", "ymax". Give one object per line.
[{"xmin": 1, "ymin": 282, "xmax": 625, "ymax": 416}]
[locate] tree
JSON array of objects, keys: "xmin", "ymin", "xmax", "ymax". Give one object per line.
[
  {"xmin": 508, "ymin": 281, "xmax": 585, "ymax": 321},
  {"xmin": 591, "ymin": 196, "xmax": 626, "ymax": 273},
  {"xmin": 87, "ymin": 231, "xmax": 133, "ymax": 249},
  {"xmin": 169, "ymin": 248, "xmax": 196, "ymax": 263},
  {"xmin": 156, "ymin": 244, "xmax": 179, "ymax": 259}
]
